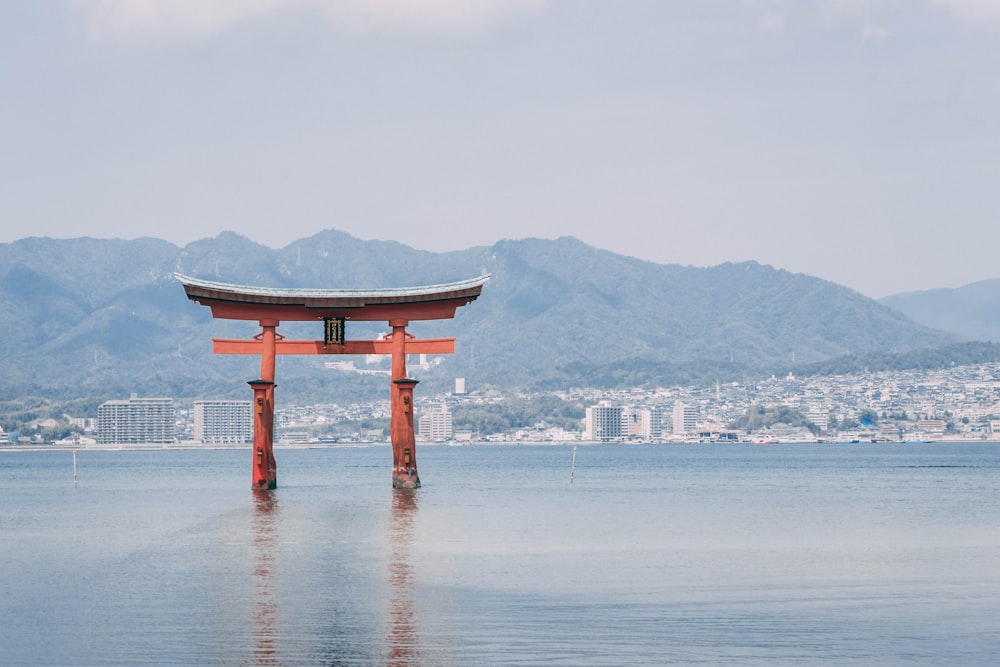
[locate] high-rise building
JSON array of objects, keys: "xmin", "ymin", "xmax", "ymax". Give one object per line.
[
  {"xmin": 97, "ymin": 395, "xmax": 175, "ymax": 445},
  {"xmin": 194, "ymin": 400, "xmax": 253, "ymax": 444},
  {"xmin": 419, "ymin": 405, "xmax": 453, "ymax": 441},
  {"xmin": 622, "ymin": 407, "xmax": 652, "ymax": 440},
  {"xmin": 650, "ymin": 405, "xmax": 672, "ymax": 439},
  {"xmin": 672, "ymin": 402, "xmax": 698, "ymax": 435},
  {"xmin": 584, "ymin": 404, "xmax": 623, "ymax": 441}
]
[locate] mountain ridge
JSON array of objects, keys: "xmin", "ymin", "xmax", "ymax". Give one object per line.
[
  {"xmin": 881, "ymin": 279, "xmax": 1000, "ymax": 343},
  {"xmin": 0, "ymin": 230, "xmax": 983, "ymax": 407}
]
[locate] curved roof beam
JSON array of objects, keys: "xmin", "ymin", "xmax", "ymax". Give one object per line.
[{"xmin": 176, "ymin": 273, "xmax": 490, "ymax": 321}]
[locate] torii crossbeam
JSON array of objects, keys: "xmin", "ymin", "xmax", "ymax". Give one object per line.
[{"xmin": 176, "ymin": 273, "xmax": 488, "ymax": 490}]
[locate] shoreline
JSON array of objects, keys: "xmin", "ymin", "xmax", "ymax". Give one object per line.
[{"xmin": 4, "ymin": 438, "xmax": 999, "ymax": 453}]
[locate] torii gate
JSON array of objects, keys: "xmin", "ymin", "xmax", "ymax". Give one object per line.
[{"xmin": 176, "ymin": 273, "xmax": 488, "ymax": 490}]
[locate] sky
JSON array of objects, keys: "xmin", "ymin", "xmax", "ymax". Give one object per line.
[{"xmin": 1, "ymin": 0, "xmax": 998, "ymax": 298}]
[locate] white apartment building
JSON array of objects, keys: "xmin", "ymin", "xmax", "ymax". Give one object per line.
[
  {"xmin": 622, "ymin": 407, "xmax": 652, "ymax": 440},
  {"xmin": 419, "ymin": 405, "xmax": 453, "ymax": 442},
  {"xmin": 97, "ymin": 395, "xmax": 174, "ymax": 445},
  {"xmin": 650, "ymin": 405, "xmax": 672, "ymax": 440},
  {"xmin": 194, "ymin": 400, "xmax": 253, "ymax": 444},
  {"xmin": 807, "ymin": 408, "xmax": 830, "ymax": 434},
  {"xmin": 672, "ymin": 402, "xmax": 698, "ymax": 435},
  {"xmin": 584, "ymin": 404, "xmax": 623, "ymax": 441}
]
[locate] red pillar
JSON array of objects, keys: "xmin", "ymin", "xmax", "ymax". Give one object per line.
[
  {"xmin": 249, "ymin": 379, "xmax": 276, "ymax": 489},
  {"xmin": 391, "ymin": 378, "xmax": 420, "ymax": 489},
  {"xmin": 389, "ymin": 319, "xmax": 420, "ymax": 488},
  {"xmin": 389, "ymin": 320, "xmax": 408, "ymax": 382},
  {"xmin": 253, "ymin": 318, "xmax": 280, "ymax": 490}
]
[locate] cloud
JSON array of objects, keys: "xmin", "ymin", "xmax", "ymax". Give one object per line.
[
  {"xmin": 813, "ymin": 0, "xmax": 890, "ymax": 41},
  {"xmin": 69, "ymin": 0, "xmax": 551, "ymax": 42},
  {"xmin": 819, "ymin": 0, "xmax": 876, "ymax": 11},
  {"xmin": 740, "ymin": 0, "xmax": 789, "ymax": 31},
  {"xmin": 315, "ymin": 0, "xmax": 551, "ymax": 36},
  {"xmin": 68, "ymin": 0, "xmax": 289, "ymax": 41},
  {"xmin": 758, "ymin": 12, "xmax": 788, "ymax": 33},
  {"xmin": 861, "ymin": 19, "xmax": 888, "ymax": 41},
  {"xmin": 930, "ymin": 0, "xmax": 1000, "ymax": 23},
  {"xmin": 822, "ymin": 0, "xmax": 1000, "ymax": 26}
]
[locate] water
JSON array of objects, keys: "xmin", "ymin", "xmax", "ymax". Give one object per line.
[{"xmin": 2, "ymin": 443, "xmax": 999, "ymax": 665}]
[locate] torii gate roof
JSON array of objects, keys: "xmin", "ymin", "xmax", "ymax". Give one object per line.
[{"xmin": 176, "ymin": 273, "xmax": 489, "ymax": 321}]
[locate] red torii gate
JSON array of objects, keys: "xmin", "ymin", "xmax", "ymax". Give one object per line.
[{"xmin": 176, "ymin": 273, "xmax": 488, "ymax": 490}]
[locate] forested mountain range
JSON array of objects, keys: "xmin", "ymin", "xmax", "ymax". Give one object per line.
[{"xmin": 1, "ymin": 230, "xmax": 995, "ymax": 411}]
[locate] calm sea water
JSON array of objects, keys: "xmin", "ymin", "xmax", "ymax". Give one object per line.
[{"xmin": 2, "ymin": 443, "xmax": 999, "ymax": 665}]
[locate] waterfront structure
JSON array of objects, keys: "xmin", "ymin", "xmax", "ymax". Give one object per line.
[
  {"xmin": 177, "ymin": 273, "xmax": 488, "ymax": 489},
  {"xmin": 650, "ymin": 405, "xmax": 672, "ymax": 440},
  {"xmin": 917, "ymin": 419, "xmax": 947, "ymax": 435},
  {"xmin": 622, "ymin": 407, "xmax": 652, "ymax": 440},
  {"xmin": 69, "ymin": 417, "xmax": 96, "ymax": 432},
  {"xmin": 97, "ymin": 395, "xmax": 174, "ymax": 445},
  {"xmin": 808, "ymin": 409, "xmax": 830, "ymax": 436},
  {"xmin": 193, "ymin": 400, "xmax": 253, "ymax": 444},
  {"xmin": 672, "ymin": 402, "xmax": 698, "ymax": 435},
  {"xmin": 584, "ymin": 404, "xmax": 623, "ymax": 441},
  {"xmin": 418, "ymin": 405, "xmax": 453, "ymax": 442}
]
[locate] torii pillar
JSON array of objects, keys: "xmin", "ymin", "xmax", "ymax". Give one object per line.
[
  {"xmin": 176, "ymin": 273, "xmax": 488, "ymax": 490},
  {"xmin": 248, "ymin": 378, "xmax": 276, "ymax": 489},
  {"xmin": 389, "ymin": 318, "xmax": 420, "ymax": 487},
  {"xmin": 249, "ymin": 318, "xmax": 280, "ymax": 489}
]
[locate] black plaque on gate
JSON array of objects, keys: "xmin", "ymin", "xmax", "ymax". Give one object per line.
[{"xmin": 323, "ymin": 317, "xmax": 345, "ymax": 346}]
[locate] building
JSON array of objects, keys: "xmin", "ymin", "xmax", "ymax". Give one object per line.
[
  {"xmin": 97, "ymin": 395, "xmax": 175, "ymax": 445},
  {"xmin": 650, "ymin": 405, "xmax": 673, "ymax": 440},
  {"xmin": 193, "ymin": 400, "xmax": 252, "ymax": 444},
  {"xmin": 68, "ymin": 417, "xmax": 96, "ymax": 433},
  {"xmin": 917, "ymin": 419, "xmax": 947, "ymax": 435},
  {"xmin": 672, "ymin": 402, "xmax": 698, "ymax": 435},
  {"xmin": 622, "ymin": 407, "xmax": 652, "ymax": 440},
  {"xmin": 419, "ymin": 405, "xmax": 453, "ymax": 442},
  {"xmin": 584, "ymin": 404, "xmax": 623, "ymax": 441},
  {"xmin": 807, "ymin": 409, "xmax": 829, "ymax": 435}
]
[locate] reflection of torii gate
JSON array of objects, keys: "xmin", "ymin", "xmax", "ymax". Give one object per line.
[{"xmin": 176, "ymin": 273, "xmax": 488, "ymax": 490}]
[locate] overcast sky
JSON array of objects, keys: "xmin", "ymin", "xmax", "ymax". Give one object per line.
[{"xmin": 2, "ymin": 1, "xmax": 998, "ymax": 298}]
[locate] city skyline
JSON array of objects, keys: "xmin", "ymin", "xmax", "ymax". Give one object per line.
[
  {"xmin": 2, "ymin": 2, "xmax": 999, "ymax": 298},
  {"xmin": 29, "ymin": 359, "xmax": 1000, "ymax": 445}
]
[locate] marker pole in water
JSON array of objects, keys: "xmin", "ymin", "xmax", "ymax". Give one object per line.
[
  {"xmin": 73, "ymin": 449, "xmax": 77, "ymax": 488},
  {"xmin": 570, "ymin": 445, "xmax": 577, "ymax": 484}
]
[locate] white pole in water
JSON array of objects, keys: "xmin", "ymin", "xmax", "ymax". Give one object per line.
[
  {"xmin": 570, "ymin": 445, "xmax": 577, "ymax": 484},
  {"xmin": 73, "ymin": 449, "xmax": 77, "ymax": 488}
]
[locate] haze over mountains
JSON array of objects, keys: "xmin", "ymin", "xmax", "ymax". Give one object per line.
[
  {"xmin": 881, "ymin": 281, "xmax": 1000, "ymax": 344},
  {"xmin": 1, "ymin": 230, "xmax": 997, "ymax": 407}
]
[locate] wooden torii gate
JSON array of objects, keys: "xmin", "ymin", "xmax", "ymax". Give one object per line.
[{"xmin": 176, "ymin": 273, "xmax": 488, "ymax": 490}]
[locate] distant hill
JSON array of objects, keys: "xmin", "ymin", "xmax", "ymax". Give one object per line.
[
  {"xmin": 0, "ymin": 230, "xmax": 965, "ymax": 407},
  {"xmin": 881, "ymin": 280, "xmax": 1000, "ymax": 343}
]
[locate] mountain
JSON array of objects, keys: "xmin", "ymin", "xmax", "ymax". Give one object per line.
[
  {"xmin": 881, "ymin": 280, "xmax": 1000, "ymax": 343},
  {"xmin": 0, "ymin": 230, "xmax": 966, "ymax": 407}
]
